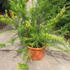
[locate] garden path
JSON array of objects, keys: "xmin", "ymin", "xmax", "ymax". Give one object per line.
[
  {"xmin": 0, "ymin": 31, "xmax": 70, "ymax": 70},
  {"xmin": 0, "ymin": 31, "xmax": 21, "ymax": 70}
]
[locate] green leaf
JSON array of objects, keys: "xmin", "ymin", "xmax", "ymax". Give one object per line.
[
  {"xmin": 17, "ymin": 63, "xmax": 28, "ymax": 70},
  {"xmin": 0, "ymin": 43, "xmax": 6, "ymax": 48}
]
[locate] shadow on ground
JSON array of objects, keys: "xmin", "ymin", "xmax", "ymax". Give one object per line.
[{"xmin": 46, "ymin": 50, "xmax": 70, "ymax": 61}]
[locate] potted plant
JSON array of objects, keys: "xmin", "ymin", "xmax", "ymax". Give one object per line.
[
  {"xmin": 0, "ymin": 0, "xmax": 69, "ymax": 60},
  {"xmin": 17, "ymin": 22, "xmax": 47, "ymax": 60},
  {"xmin": 17, "ymin": 18, "xmax": 68, "ymax": 60}
]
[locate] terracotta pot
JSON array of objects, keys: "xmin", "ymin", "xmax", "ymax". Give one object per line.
[{"xmin": 27, "ymin": 46, "xmax": 46, "ymax": 60}]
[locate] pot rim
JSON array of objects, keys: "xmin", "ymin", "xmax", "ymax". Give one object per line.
[{"xmin": 27, "ymin": 46, "xmax": 47, "ymax": 50}]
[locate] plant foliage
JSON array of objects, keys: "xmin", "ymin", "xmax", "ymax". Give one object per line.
[
  {"xmin": 17, "ymin": 63, "xmax": 28, "ymax": 70},
  {"xmin": 54, "ymin": 1, "xmax": 70, "ymax": 36},
  {"xmin": 0, "ymin": 0, "xmax": 69, "ymax": 50}
]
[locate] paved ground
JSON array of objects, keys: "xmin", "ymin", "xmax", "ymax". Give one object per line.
[
  {"xmin": 29, "ymin": 50, "xmax": 70, "ymax": 70},
  {"xmin": 0, "ymin": 31, "xmax": 70, "ymax": 70},
  {"xmin": 0, "ymin": 31, "xmax": 21, "ymax": 70},
  {"xmin": 0, "ymin": 51, "xmax": 21, "ymax": 70}
]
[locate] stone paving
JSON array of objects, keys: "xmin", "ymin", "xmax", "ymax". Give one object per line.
[
  {"xmin": 0, "ymin": 31, "xmax": 70, "ymax": 70},
  {"xmin": 29, "ymin": 50, "xmax": 70, "ymax": 70}
]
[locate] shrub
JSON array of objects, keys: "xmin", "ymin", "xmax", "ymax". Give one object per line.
[{"xmin": 0, "ymin": 0, "xmax": 69, "ymax": 50}]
